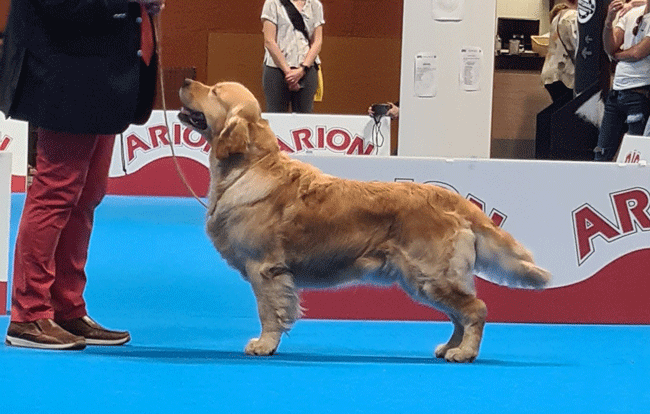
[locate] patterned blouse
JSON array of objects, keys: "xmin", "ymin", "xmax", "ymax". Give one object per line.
[
  {"xmin": 540, "ymin": 9, "xmax": 578, "ymax": 89},
  {"xmin": 261, "ymin": 0, "xmax": 325, "ymax": 68}
]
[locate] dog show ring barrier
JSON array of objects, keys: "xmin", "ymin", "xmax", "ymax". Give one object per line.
[
  {"xmin": 0, "ymin": 152, "xmax": 11, "ymax": 313},
  {"xmin": 1, "ymin": 112, "xmax": 650, "ymax": 323}
]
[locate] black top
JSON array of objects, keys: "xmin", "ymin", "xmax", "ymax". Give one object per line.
[{"xmin": 0, "ymin": 0, "xmax": 157, "ymax": 134}]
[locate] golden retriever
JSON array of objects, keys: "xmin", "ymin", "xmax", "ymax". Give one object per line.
[{"xmin": 178, "ymin": 80, "xmax": 551, "ymax": 362}]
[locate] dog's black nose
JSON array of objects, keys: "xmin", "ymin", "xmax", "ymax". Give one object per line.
[{"xmin": 183, "ymin": 78, "xmax": 193, "ymax": 88}]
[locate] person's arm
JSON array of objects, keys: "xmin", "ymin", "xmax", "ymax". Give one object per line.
[
  {"xmin": 301, "ymin": 25, "xmax": 323, "ymax": 68},
  {"xmin": 620, "ymin": 0, "xmax": 647, "ymax": 17},
  {"xmin": 614, "ymin": 36, "xmax": 650, "ymax": 61},
  {"xmin": 285, "ymin": 25, "xmax": 323, "ymax": 87},
  {"xmin": 262, "ymin": 19, "xmax": 292, "ymax": 75},
  {"xmin": 558, "ymin": 12, "xmax": 578, "ymax": 55},
  {"xmin": 603, "ymin": 0, "xmax": 626, "ymax": 59}
]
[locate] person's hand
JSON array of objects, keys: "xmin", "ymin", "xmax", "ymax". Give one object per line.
[
  {"xmin": 285, "ymin": 68, "xmax": 304, "ymax": 91},
  {"xmin": 619, "ymin": 0, "xmax": 646, "ymax": 18},
  {"xmin": 368, "ymin": 103, "xmax": 399, "ymax": 119},
  {"xmin": 606, "ymin": 0, "xmax": 625, "ymax": 27},
  {"xmin": 135, "ymin": 0, "xmax": 165, "ymax": 15},
  {"xmin": 386, "ymin": 102, "xmax": 399, "ymax": 119}
]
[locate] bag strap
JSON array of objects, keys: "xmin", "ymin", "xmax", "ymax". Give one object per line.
[
  {"xmin": 556, "ymin": 11, "xmax": 575, "ymax": 65},
  {"xmin": 279, "ymin": 0, "xmax": 311, "ymax": 43},
  {"xmin": 278, "ymin": 0, "xmax": 320, "ymax": 70}
]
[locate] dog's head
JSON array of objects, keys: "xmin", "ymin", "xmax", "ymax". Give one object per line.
[{"xmin": 178, "ymin": 80, "xmax": 267, "ymax": 159}]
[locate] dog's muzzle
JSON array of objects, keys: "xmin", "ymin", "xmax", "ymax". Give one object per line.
[{"xmin": 179, "ymin": 107, "xmax": 208, "ymax": 131}]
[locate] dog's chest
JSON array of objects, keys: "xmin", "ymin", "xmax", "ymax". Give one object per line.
[
  {"xmin": 210, "ymin": 167, "xmax": 278, "ymax": 213},
  {"xmin": 207, "ymin": 168, "xmax": 282, "ymax": 256}
]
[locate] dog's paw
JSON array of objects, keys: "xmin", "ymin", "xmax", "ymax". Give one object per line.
[
  {"xmin": 434, "ymin": 343, "xmax": 451, "ymax": 359},
  {"xmin": 244, "ymin": 337, "xmax": 278, "ymax": 356},
  {"xmin": 442, "ymin": 347, "xmax": 478, "ymax": 363}
]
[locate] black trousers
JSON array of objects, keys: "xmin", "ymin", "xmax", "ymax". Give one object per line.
[{"xmin": 262, "ymin": 65, "xmax": 318, "ymax": 113}]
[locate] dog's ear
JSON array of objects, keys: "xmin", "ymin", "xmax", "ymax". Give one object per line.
[{"xmin": 213, "ymin": 110, "xmax": 250, "ymax": 159}]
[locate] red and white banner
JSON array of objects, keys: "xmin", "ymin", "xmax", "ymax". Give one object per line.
[
  {"xmin": 111, "ymin": 111, "xmax": 390, "ymax": 175},
  {"xmin": 0, "ymin": 114, "xmax": 28, "ymax": 192},
  {"xmin": 293, "ymin": 155, "xmax": 650, "ymax": 323},
  {"xmin": 2, "ymin": 111, "xmax": 390, "ymax": 196},
  {"xmin": 0, "ymin": 152, "xmax": 11, "ymax": 313},
  {"xmin": 616, "ymin": 134, "xmax": 650, "ymax": 164},
  {"xmin": 110, "ymin": 111, "xmax": 390, "ymax": 177},
  {"xmin": 107, "ymin": 111, "xmax": 389, "ymax": 196}
]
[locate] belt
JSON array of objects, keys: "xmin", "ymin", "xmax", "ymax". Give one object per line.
[{"xmin": 625, "ymin": 86, "xmax": 650, "ymax": 97}]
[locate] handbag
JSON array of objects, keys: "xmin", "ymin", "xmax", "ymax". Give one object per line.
[{"xmin": 278, "ymin": 0, "xmax": 322, "ymax": 100}]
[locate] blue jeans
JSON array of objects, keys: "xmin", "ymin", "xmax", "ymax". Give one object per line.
[{"xmin": 595, "ymin": 88, "xmax": 650, "ymax": 161}]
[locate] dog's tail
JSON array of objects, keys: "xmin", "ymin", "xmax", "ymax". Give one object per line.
[{"xmin": 473, "ymin": 223, "xmax": 551, "ymax": 290}]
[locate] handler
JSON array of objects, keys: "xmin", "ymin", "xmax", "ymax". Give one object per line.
[{"xmin": 0, "ymin": 0, "xmax": 164, "ymax": 349}]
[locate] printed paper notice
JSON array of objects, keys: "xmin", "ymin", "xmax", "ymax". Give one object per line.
[
  {"xmin": 414, "ymin": 53, "xmax": 437, "ymax": 98},
  {"xmin": 460, "ymin": 47, "xmax": 482, "ymax": 91},
  {"xmin": 432, "ymin": 0, "xmax": 464, "ymax": 21}
]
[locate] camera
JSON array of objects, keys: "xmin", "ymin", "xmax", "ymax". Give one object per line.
[{"xmin": 370, "ymin": 103, "xmax": 391, "ymax": 117}]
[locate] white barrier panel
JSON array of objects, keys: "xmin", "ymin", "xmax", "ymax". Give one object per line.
[
  {"xmin": 0, "ymin": 113, "xmax": 28, "ymax": 177},
  {"xmin": 616, "ymin": 134, "xmax": 650, "ymax": 164},
  {"xmin": 0, "ymin": 152, "xmax": 11, "ymax": 313},
  {"xmin": 1, "ymin": 111, "xmax": 390, "ymax": 183},
  {"xmin": 109, "ymin": 111, "xmax": 390, "ymax": 177},
  {"xmin": 293, "ymin": 155, "xmax": 650, "ymax": 289}
]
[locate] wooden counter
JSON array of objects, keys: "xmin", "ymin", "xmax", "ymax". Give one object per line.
[{"xmin": 490, "ymin": 60, "xmax": 551, "ymax": 159}]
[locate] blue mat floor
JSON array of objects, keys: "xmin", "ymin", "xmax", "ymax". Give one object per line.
[{"xmin": 1, "ymin": 194, "xmax": 649, "ymax": 413}]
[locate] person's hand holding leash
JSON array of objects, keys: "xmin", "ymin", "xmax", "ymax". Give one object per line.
[{"xmin": 133, "ymin": 0, "xmax": 165, "ymax": 15}]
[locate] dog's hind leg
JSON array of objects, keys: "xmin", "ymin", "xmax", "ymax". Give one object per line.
[
  {"xmin": 433, "ymin": 315, "xmax": 464, "ymax": 358},
  {"xmin": 244, "ymin": 261, "xmax": 301, "ymax": 356},
  {"xmin": 433, "ymin": 294, "xmax": 486, "ymax": 363},
  {"xmin": 400, "ymin": 228, "xmax": 487, "ymax": 362}
]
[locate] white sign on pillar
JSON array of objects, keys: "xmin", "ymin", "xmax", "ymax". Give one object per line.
[{"xmin": 399, "ymin": 0, "xmax": 496, "ymax": 158}]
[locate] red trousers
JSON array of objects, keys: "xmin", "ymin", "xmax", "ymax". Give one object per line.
[{"xmin": 11, "ymin": 129, "xmax": 115, "ymax": 322}]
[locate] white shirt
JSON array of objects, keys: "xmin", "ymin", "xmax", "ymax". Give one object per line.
[
  {"xmin": 261, "ymin": 0, "xmax": 325, "ymax": 68},
  {"xmin": 541, "ymin": 9, "xmax": 577, "ymax": 88},
  {"xmin": 613, "ymin": 6, "xmax": 650, "ymax": 90}
]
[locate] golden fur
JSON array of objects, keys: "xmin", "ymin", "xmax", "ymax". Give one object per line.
[{"xmin": 178, "ymin": 80, "xmax": 551, "ymax": 362}]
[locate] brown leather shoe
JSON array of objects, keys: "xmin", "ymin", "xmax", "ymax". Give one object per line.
[
  {"xmin": 57, "ymin": 315, "xmax": 130, "ymax": 346},
  {"xmin": 5, "ymin": 319, "xmax": 86, "ymax": 350}
]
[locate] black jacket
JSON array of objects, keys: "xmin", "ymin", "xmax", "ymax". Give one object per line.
[{"xmin": 0, "ymin": 0, "xmax": 157, "ymax": 134}]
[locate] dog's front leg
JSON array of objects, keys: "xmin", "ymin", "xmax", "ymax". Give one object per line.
[{"xmin": 244, "ymin": 261, "xmax": 301, "ymax": 356}]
